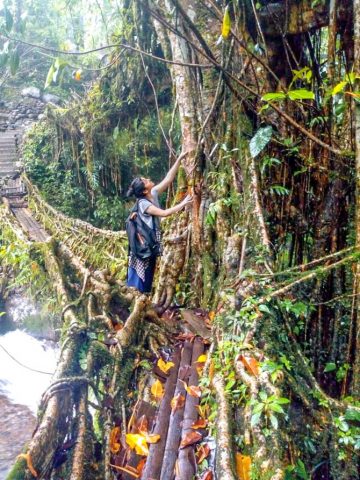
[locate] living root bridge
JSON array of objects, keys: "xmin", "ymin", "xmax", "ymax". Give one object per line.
[{"xmin": 0, "ymin": 201, "xmax": 170, "ymax": 480}]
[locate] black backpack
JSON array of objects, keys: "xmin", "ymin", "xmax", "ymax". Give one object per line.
[{"xmin": 125, "ymin": 200, "xmax": 160, "ymax": 260}]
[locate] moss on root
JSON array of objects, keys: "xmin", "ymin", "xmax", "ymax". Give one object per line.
[{"xmin": 6, "ymin": 457, "xmax": 28, "ymax": 480}]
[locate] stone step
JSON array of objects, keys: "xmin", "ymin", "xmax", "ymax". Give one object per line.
[{"xmin": 0, "ymin": 159, "xmax": 16, "ymax": 163}]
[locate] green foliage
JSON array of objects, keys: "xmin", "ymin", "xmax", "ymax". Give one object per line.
[
  {"xmin": 93, "ymin": 195, "xmax": 128, "ymax": 230},
  {"xmin": 23, "ymin": 123, "xmax": 91, "ymax": 220},
  {"xmin": 284, "ymin": 459, "xmax": 309, "ymax": 480},
  {"xmin": 287, "ymin": 89, "xmax": 315, "ymax": 101},
  {"xmin": 249, "ymin": 126, "xmax": 273, "ymax": 158},
  {"xmin": 269, "ymin": 185, "xmax": 290, "ymax": 196},
  {"xmin": 0, "ymin": 216, "xmax": 51, "ymax": 301},
  {"xmin": 334, "ymin": 413, "xmax": 360, "ymax": 460},
  {"xmin": 250, "ymin": 391, "xmax": 290, "ymax": 430}
]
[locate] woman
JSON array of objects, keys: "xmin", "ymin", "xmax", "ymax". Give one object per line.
[{"xmin": 126, "ymin": 154, "xmax": 192, "ymax": 293}]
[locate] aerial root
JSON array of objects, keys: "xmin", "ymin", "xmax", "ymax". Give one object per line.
[{"xmin": 212, "ymin": 374, "xmax": 237, "ymax": 480}]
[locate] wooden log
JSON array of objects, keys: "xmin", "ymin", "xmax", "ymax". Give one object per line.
[
  {"xmin": 176, "ymin": 337, "xmax": 204, "ymax": 480},
  {"xmin": 159, "ymin": 341, "xmax": 193, "ymax": 480},
  {"xmin": 141, "ymin": 346, "xmax": 182, "ymax": 480},
  {"xmin": 180, "ymin": 309, "xmax": 211, "ymax": 339}
]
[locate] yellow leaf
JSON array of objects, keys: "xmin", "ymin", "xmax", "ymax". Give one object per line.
[
  {"xmin": 145, "ymin": 433, "xmax": 161, "ymax": 444},
  {"xmin": 157, "ymin": 358, "xmax": 175, "ymax": 373},
  {"xmin": 208, "ymin": 311, "xmax": 216, "ymax": 322},
  {"xmin": 125, "ymin": 434, "xmax": 149, "ymax": 456},
  {"xmin": 236, "ymin": 453, "xmax": 251, "ymax": 480},
  {"xmin": 74, "ymin": 69, "xmax": 82, "ymax": 81},
  {"xmin": 17, "ymin": 453, "xmax": 38, "ymax": 478},
  {"xmin": 222, "ymin": 6, "xmax": 231, "ymax": 39},
  {"xmin": 197, "ymin": 354, "xmax": 207, "ymax": 363},
  {"xmin": 151, "ymin": 379, "xmax": 164, "ymax": 399}
]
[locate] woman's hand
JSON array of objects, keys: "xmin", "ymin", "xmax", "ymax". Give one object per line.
[{"xmin": 180, "ymin": 194, "xmax": 193, "ymax": 208}]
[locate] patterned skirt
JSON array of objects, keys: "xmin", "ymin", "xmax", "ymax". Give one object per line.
[
  {"xmin": 126, "ymin": 229, "xmax": 162, "ymax": 293},
  {"xmin": 126, "ymin": 255, "xmax": 157, "ymax": 293}
]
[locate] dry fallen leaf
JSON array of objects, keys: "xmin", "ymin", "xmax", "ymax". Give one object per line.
[
  {"xmin": 136, "ymin": 457, "xmax": 146, "ymax": 475},
  {"xmin": 236, "ymin": 453, "xmax": 251, "ymax": 480},
  {"xmin": 109, "ymin": 426, "xmax": 121, "ymax": 454},
  {"xmin": 171, "ymin": 393, "xmax": 185, "ymax": 412},
  {"xmin": 238, "ymin": 355, "xmax": 259, "ymax": 376},
  {"xmin": 181, "ymin": 380, "xmax": 202, "ymax": 398},
  {"xmin": 157, "ymin": 358, "xmax": 175, "ymax": 374},
  {"xmin": 200, "ymin": 469, "xmax": 214, "ymax": 480},
  {"xmin": 17, "ymin": 453, "xmax": 38, "ymax": 478},
  {"xmin": 151, "ymin": 379, "xmax": 164, "ymax": 400},
  {"xmin": 175, "ymin": 332, "xmax": 196, "ymax": 342},
  {"xmin": 191, "ymin": 418, "xmax": 208, "ymax": 429},
  {"xmin": 136, "ymin": 415, "xmax": 148, "ymax": 435},
  {"xmin": 209, "ymin": 360, "xmax": 215, "ymax": 381},
  {"xmin": 179, "ymin": 431, "xmax": 202, "ymax": 449},
  {"xmin": 174, "ymin": 459, "xmax": 180, "ymax": 477},
  {"xmin": 125, "ymin": 434, "xmax": 149, "ymax": 456},
  {"xmin": 196, "ymin": 443, "xmax": 210, "ymax": 464}
]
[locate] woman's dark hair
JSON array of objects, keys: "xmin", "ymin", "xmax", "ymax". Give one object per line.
[{"xmin": 126, "ymin": 177, "xmax": 146, "ymax": 198}]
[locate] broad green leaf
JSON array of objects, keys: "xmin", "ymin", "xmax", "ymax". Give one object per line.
[
  {"xmin": 9, "ymin": 49, "xmax": 19, "ymax": 75},
  {"xmin": 332, "ymin": 81, "xmax": 347, "ymax": 95},
  {"xmin": 344, "ymin": 408, "xmax": 360, "ymax": 423},
  {"xmin": 0, "ymin": 52, "xmax": 9, "ymax": 68},
  {"xmin": 258, "ymin": 304, "xmax": 271, "ymax": 314},
  {"xmin": 259, "ymin": 390, "xmax": 267, "ymax": 402},
  {"xmin": 113, "ymin": 126, "xmax": 119, "ymax": 140},
  {"xmin": 45, "ymin": 63, "xmax": 56, "ymax": 88},
  {"xmin": 269, "ymin": 413, "xmax": 278, "ymax": 429},
  {"xmin": 295, "ymin": 459, "xmax": 309, "ymax": 480},
  {"xmin": 269, "ymin": 403, "xmax": 285, "ymax": 414},
  {"xmin": 222, "ymin": 6, "xmax": 231, "ymax": 39},
  {"xmin": 4, "ymin": 8, "xmax": 13, "ymax": 32},
  {"xmin": 249, "ymin": 126, "xmax": 273, "ymax": 158},
  {"xmin": 288, "ymin": 89, "xmax": 315, "ymax": 101},
  {"xmin": 276, "ymin": 397, "xmax": 290, "ymax": 404},
  {"xmin": 324, "ymin": 362, "xmax": 336, "ymax": 373},
  {"xmin": 261, "ymin": 92, "xmax": 286, "ymax": 102},
  {"xmin": 251, "ymin": 412, "xmax": 261, "ymax": 427},
  {"xmin": 252, "ymin": 403, "xmax": 264, "ymax": 414}
]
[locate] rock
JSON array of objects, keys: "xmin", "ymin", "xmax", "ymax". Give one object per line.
[
  {"xmin": 21, "ymin": 86, "xmax": 41, "ymax": 99},
  {"xmin": 41, "ymin": 93, "xmax": 61, "ymax": 104}
]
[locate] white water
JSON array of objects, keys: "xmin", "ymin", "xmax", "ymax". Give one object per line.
[{"xmin": 0, "ymin": 329, "xmax": 57, "ymax": 412}]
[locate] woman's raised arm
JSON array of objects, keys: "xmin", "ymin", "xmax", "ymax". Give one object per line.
[
  {"xmin": 146, "ymin": 194, "xmax": 192, "ymax": 217},
  {"xmin": 153, "ymin": 152, "xmax": 186, "ymax": 194}
]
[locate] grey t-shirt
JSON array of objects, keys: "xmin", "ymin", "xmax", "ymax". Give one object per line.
[{"xmin": 138, "ymin": 188, "xmax": 161, "ymax": 230}]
